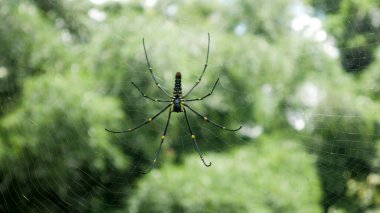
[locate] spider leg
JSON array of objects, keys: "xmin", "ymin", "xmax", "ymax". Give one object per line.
[
  {"xmin": 183, "ymin": 104, "xmax": 242, "ymax": 131},
  {"xmin": 142, "ymin": 110, "xmax": 172, "ymax": 174},
  {"xmin": 131, "ymin": 82, "xmax": 172, "ymax": 102},
  {"xmin": 183, "ymin": 33, "xmax": 210, "ymax": 98},
  {"xmin": 105, "ymin": 104, "xmax": 171, "ymax": 133},
  {"xmin": 183, "ymin": 108, "xmax": 211, "ymax": 167},
  {"xmin": 183, "ymin": 78, "xmax": 219, "ymax": 102},
  {"xmin": 143, "ymin": 38, "xmax": 172, "ymax": 98}
]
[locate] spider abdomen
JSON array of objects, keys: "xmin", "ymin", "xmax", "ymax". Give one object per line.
[
  {"xmin": 171, "ymin": 72, "xmax": 183, "ymax": 112},
  {"xmin": 173, "ymin": 72, "xmax": 182, "ymax": 96}
]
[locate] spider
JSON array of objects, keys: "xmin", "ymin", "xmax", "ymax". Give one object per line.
[{"xmin": 105, "ymin": 33, "xmax": 242, "ymax": 173}]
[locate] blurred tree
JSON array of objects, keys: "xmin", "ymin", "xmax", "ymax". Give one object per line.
[
  {"xmin": 0, "ymin": 0, "xmax": 379, "ymax": 211},
  {"xmin": 221, "ymin": 0, "xmax": 293, "ymax": 39},
  {"xmin": 0, "ymin": 0, "xmax": 87, "ymax": 115},
  {"xmin": 361, "ymin": 47, "xmax": 380, "ymax": 99},
  {"xmin": 0, "ymin": 73, "xmax": 130, "ymax": 211},
  {"xmin": 312, "ymin": 92, "xmax": 378, "ymax": 211},
  {"xmin": 30, "ymin": 0, "xmax": 90, "ymax": 40},
  {"xmin": 0, "ymin": 0, "xmax": 38, "ymax": 113},
  {"xmin": 127, "ymin": 137, "xmax": 322, "ymax": 213},
  {"xmin": 307, "ymin": 0, "xmax": 380, "ymax": 73},
  {"xmin": 287, "ymin": 65, "xmax": 380, "ymax": 212}
]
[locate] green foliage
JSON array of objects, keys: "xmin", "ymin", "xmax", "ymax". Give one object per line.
[
  {"xmin": 127, "ymin": 136, "xmax": 322, "ymax": 213},
  {"xmin": 307, "ymin": 0, "xmax": 380, "ymax": 73},
  {"xmin": 30, "ymin": 0, "xmax": 90, "ymax": 40},
  {"xmin": 220, "ymin": 0, "xmax": 293, "ymax": 39},
  {"xmin": 360, "ymin": 47, "xmax": 380, "ymax": 99},
  {"xmin": 0, "ymin": 73, "xmax": 130, "ymax": 211},
  {"xmin": 0, "ymin": 0, "xmax": 82, "ymax": 113},
  {"xmin": 313, "ymin": 93, "xmax": 378, "ymax": 211},
  {"xmin": 0, "ymin": 0, "xmax": 379, "ymax": 212},
  {"xmin": 292, "ymin": 68, "xmax": 380, "ymax": 211}
]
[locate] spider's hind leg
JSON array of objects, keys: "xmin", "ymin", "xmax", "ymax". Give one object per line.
[
  {"xmin": 183, "ymin": 33, "xmax": 211, "ymax": 98},
  {"xmin": 142, "ymin": 38, "xmax": 172, "ymax": 98}
]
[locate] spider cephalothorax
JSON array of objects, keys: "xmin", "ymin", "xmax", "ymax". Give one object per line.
[{"xmin": 105, "ymin": 33, "xmax": 242, "ymax": 173}]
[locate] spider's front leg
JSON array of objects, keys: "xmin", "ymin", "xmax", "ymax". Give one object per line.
[
  {"xmin": 142, "ymin": 109, "xmax": 172, "ymax": 174},
  {"xmin": 183, "ymin": 104, "xmax": 242, "ymax": 131},
  {"xmin": 183, "ymin": 108, "xmax": 211, "ymax": 167},
  {"xmin": 105, "ymin": 104, "xmax": 171, "ymax": 133}
]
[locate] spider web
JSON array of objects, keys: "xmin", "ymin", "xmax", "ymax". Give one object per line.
[
  {"xmin": 110, "ymin": 43, "xmax": 248, "ymax": 171},
  {"xmin": 1, "ymin": 0, "xmax": 380, "ymax": 212}
]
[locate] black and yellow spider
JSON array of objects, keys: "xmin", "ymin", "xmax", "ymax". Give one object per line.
[{"xmin": 105, "ymin": 33, "xmax": 241, "ymax": 173}]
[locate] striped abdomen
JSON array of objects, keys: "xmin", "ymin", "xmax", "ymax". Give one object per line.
[
  {"xmin": 172, "ymin": 72, "xmax": 183, "ymax": 112},
  {"xmin": 173, "ymin": 72, "xmax": 182, "ymax": 96}
]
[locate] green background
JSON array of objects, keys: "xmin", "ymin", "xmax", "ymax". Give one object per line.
[{"xmin": 1, "ymin": 0, "xmax": 380, "ymax": 212}]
